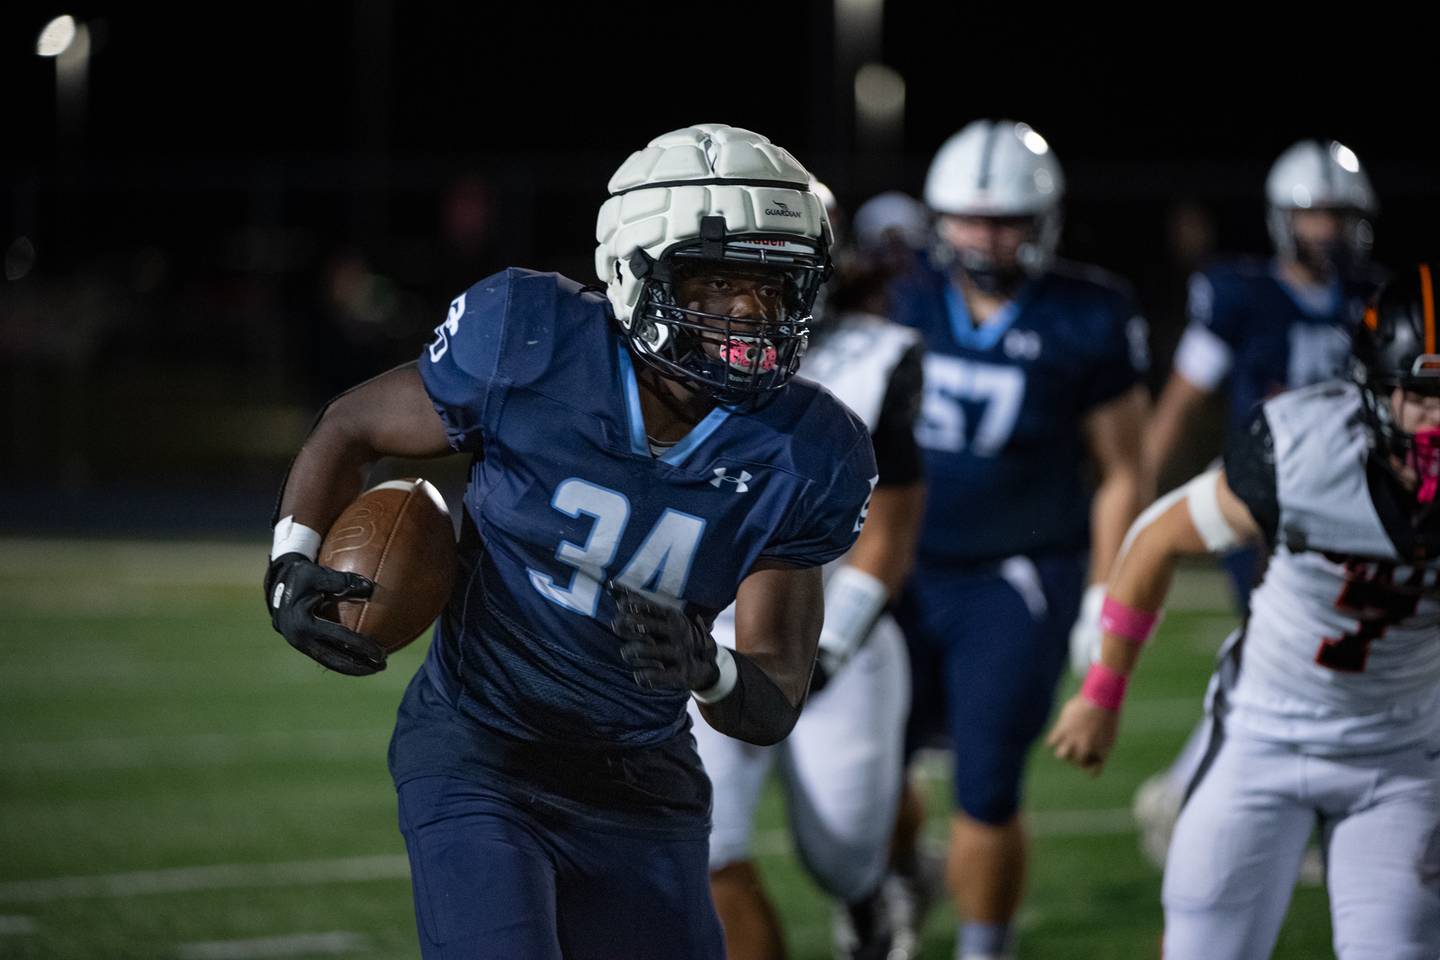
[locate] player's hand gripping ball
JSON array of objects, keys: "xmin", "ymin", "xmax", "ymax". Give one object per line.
[
  {"xmin": 266, "ymin": 554, "xmax": 382, "ymax": 675},
  {"xmin": 611, "ymin": 582, "xmax": 720, "ymax": 693},
  {"xmin": 267, "ymin": 479, "xmax": 457, "ymax": 675}
]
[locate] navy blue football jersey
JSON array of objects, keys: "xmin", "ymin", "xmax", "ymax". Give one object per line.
[
  {"xmin": 1176, "ymin": 257, "xmax": 1384, "ymax": 433},
  {"xmin": 415, "ymin": 268, "xmax": 876, "ymax": 750},
  {"xmin": 891, "ymin": 260, "xmax": 1147, "ymax": 564}
]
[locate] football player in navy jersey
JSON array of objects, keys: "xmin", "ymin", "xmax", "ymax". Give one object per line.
[
  {"xmin": 1126, "ymin": 139, "xmax": 1387, "ymax": 877},
  {"xmin": 263, "ymin": 124, "xmax": 878, "ymax": 960},
  {"xmin": 888, "ymin": 120, "xmax": 1149, "ymax": 960},
  {"xmin": 1144, "ymin": 138, "xmax": 1385, "ymax": 608}
]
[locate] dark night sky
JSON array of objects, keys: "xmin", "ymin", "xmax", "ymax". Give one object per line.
[
  {"xmin": 7, "ymin": 5, "xmax": 1440, "ymax": 281},
  {"xmin": 4, "ymin": 2, "xmax": 1439, "ymax": 496}
]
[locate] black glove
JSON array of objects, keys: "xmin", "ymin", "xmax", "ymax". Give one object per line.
[
  {"xmin": 265, "ymin": 552, "xmax": 385, "ymax": 676},
  {"xmin": 610, "ymin": 582, "xmax": 719, "ymax": 693}
]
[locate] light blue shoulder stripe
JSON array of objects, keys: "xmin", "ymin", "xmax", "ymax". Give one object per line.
[
  {"xmin": 615, "ymin": 342, "xmax": 733, "ymax": 463},
  {"xmin": 615, "ymin": 343, "xmax": 649, "ymax": 456}
]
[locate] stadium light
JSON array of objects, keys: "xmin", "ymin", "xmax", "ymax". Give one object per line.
[
  {"xmin": 36, "ymin": 15, "xmax": 77, "ymax": 57},
  {"xmin": 854, "ymin": 63, "xmax": 905, "ymax": 124}
]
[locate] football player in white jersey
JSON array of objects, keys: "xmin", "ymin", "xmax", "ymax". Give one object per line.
[
  {"xmin": 692, "ymin": 190, "xmax": 927, "ymax": 960},
  {"xmin": 1048, "ymin": 266, "xmax": 1440, "ymax": 959},
  {"xmin": 1115, "ymin": 138, "xmax": 1386, "ymax": 876}
]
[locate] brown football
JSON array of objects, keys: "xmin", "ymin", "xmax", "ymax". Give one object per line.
[{"xmin": 317, "ymin": 478, "xmax": 457, "ymax": 653}]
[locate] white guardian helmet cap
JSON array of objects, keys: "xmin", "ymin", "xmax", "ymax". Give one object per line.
[{"xmin": 595, "ymin": 123, "xmax": 833, "ymax": 402}]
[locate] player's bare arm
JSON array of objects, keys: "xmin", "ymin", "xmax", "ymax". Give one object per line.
[
  {"xmin": 1067, "ymin": 384, "xmax": 1148, "ymax": 673},
  {"xmin": 1083, "ymin": 383, "xmax": 1149, "ymax": 586},
  {"xmin": 809, "ymin": 480, "xmax": 925, "ymax": 696},
  {"xmin": 729, "ymin": 559, "xmax": 825, "ymax": 704},
  {"xmin": 1046, "ymin": 468, "xmax": 1262, "ymax": 775},
  {"xmin": 847, "ymin": 482, "xmax": 925, "ymax": 596},
  {"xmin": 278, "ymin": 362, "xmax": 452, "ymax": 532},
  {"xmin": 1142, "ymin": 372, "xmax": 1211, "ymax": 489},
  {"xmin": 266, "ymin": 362, "xmax": 453, "ymax": 676}
]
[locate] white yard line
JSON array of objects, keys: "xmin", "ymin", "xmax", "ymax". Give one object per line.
[
  {"xmin": 746, "ymin": 803, "xmax": 1136, "ymax": 859},
  {"xmin": 0, "ymin": 799, "xmax": 1141, "ymax": 905},
  {"xmin": 2, "ymin": 693, "xmax": 1203, "ymax": 771},
  {"xmin": 0, "ymin": 856, "xmax": 410, "ymax": 905},
  {"xmin": 175, "ymin": 932, "xmax": 369, "ymax": 960},
  {"xmin": 0, "ymin": 539, "xmax": 262, "ymax": 586},
  {"xmin": 0, "ymin": 729, "xmax": 393, "ymax": 771}
]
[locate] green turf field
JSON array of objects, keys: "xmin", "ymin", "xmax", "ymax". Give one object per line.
[{"xmin": 0, "ymin": 539, "xmax": 1338, "ymax": 959}]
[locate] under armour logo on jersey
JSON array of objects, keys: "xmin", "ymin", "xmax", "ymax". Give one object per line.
[{"xmin": 710, "ymin": 468, "xmax": 752, "ymax": 493}]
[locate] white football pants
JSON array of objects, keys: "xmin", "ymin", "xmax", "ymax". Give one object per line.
[
  {"xmin": 690, "ymin": 615, "xmax": 910, "ymax": 902},
  {"xmin": 1163, "ymin": 727, "xmax": 1440, "ymax": 960}
]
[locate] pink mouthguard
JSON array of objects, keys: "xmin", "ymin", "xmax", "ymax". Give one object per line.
[
  {"xmin": 1411, "ymin": 427, "xmax": 1440, "ymax": 504},
  {"xmin": 721, "ymin": 338, "xmax": 778, "ymax": 373}
]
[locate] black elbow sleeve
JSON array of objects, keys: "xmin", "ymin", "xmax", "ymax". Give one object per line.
[{"xmin": 700, "ymin": 652, "xmax": 801, "ymax": 746}]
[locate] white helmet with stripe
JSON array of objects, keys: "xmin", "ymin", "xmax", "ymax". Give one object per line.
[
  {"xmin": 1265, "ymin": 139, "xmax": 1378, "ymax": 269},
  {"xmin": 924, "ymin": 119, "xmax": 1065, "ymax": 284}
]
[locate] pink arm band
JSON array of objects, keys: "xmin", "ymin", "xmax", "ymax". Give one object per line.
[
  {"xmin": 1100, "ymin": 596, "xmax": 1160, "ymax": 646},
  {"xmin": 1080, "ymin": 662, "xmax": 1129, "ymax": 712}
]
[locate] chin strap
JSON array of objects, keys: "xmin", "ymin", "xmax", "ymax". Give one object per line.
[{"xmin": 1409, "ymin": 427, "xmax": 1440, "ymax": 504}]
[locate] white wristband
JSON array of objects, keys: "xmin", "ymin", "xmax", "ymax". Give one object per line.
[
  {"xmin": 817, "ymin": 566, "xmax": 889, "ymax": 671},
  {"xmin": 692, "ymin": 645, "xmax": 738, "ymax": 704},
  {"xmin": 271, "ymin": 515, "xmax": 323, "ymax": 561}
]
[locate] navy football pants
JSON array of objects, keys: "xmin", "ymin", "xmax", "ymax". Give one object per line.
[
  {"xmin": 897, "ymin": 551, "xmax": 1084, "ymax": 824},
  {"xmin": 397, "ymin": 775, "xmax": 724, "ymax": 960}
]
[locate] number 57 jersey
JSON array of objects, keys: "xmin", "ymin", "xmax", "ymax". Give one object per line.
[
  {"xmin": 1223, "ymin": 381, "xmax": 1440, "ymax": 754},
  {"xmin": 889, "ymin": 260, "xmax": 1149, "ymax": 564},
  {"xmin": 415, "ymin": 269, "xmax": 876, "ymax": 750}
]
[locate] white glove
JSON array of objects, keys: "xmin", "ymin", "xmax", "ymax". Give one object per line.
[{"xmin": 1069, "ymin": 583, "xmax": 1106, "ymax": 678}]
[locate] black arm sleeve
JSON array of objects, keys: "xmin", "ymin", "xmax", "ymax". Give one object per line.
[
  {"xmin": 871, "ymin": 343, "xmax": 925, "ymax": 487},
  {"xmin": 1223, "ymin": 407, "xmax": 1280, "ymax": 547},
  {"xmin": 698, "ymin": 651, "xmax": 802, "ymax": 747}
]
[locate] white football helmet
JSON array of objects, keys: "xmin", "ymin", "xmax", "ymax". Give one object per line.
[
  {"xmin": 1265, "ymin": 139, "xmax": 1378, "ymax": 271},
  {"xmin": 924, "ymin": 119, "xmax": 1065, "ymax": 287},
  {"xmin": 595, "ymin": 124, "xmax": 832, "ymax": 402},
  {"xmin": 853, "ymin": 191, "xmax": 930, "ymax": 254}
]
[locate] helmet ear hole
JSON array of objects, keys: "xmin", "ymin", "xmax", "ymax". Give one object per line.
[{"xmin": 641, "ymin": 318, "xmax": 668, "ymax": 350}]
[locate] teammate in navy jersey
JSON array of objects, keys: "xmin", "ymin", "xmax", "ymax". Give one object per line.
[
  {"xmin": 1144, "ymin": 138, "xmax": 1385, "ymax": 608},
  {"xmin": 263, "ymin": 124, "xmax": 877, "ymax": 960},
  {"xmin": 1126, "ymin": 139, "xmax": 1387, "ymax": 878},
  {"xmin": 888, "ymin": 120, "xmax": 1149, "ymax": 960}
]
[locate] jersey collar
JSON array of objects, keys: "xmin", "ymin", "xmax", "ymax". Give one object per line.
[
  {"xmin": 615, "ymin": 341, "xmax": 733, "ymax": 466},
  {"xmin": 943, "ymin": 279, "xmax": 1033, "ymax": 351},
  {"xmin": 1365, "ymin": 454, "xmax": 1440, "ymax": 562},
  {"xmin": 1270, "ymin": 259, "xmax": 1341, "ymax": 318}
]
